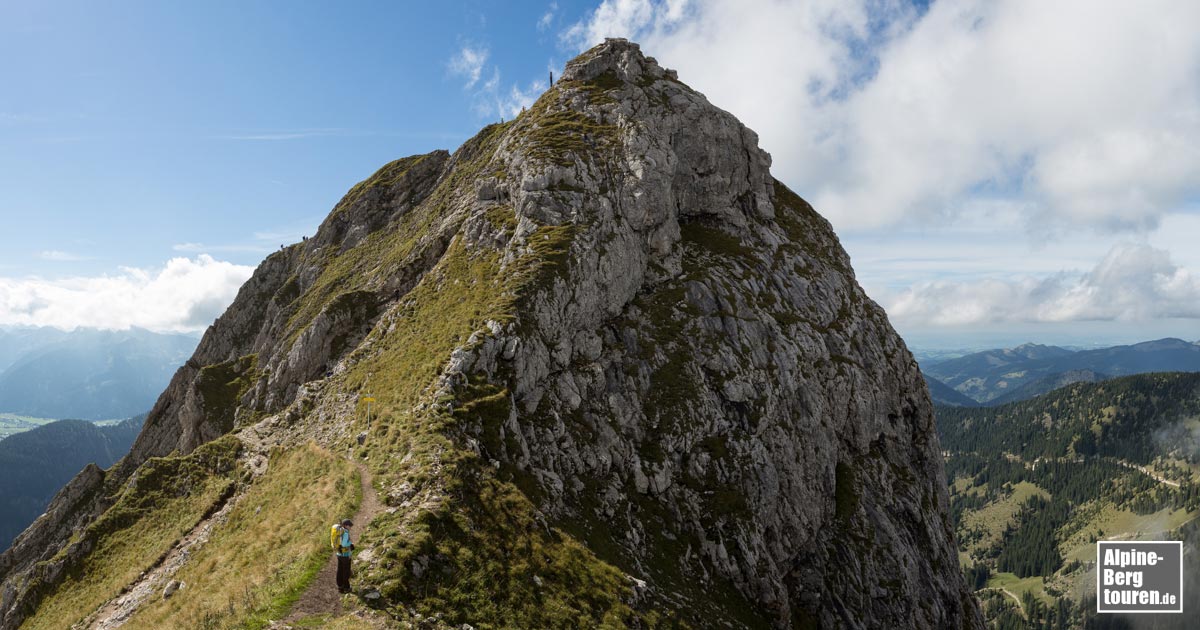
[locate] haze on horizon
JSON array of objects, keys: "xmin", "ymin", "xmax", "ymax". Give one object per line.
[{"xmin": 1, "ymin": 0, "xmax": 1196, "ymax": 348}]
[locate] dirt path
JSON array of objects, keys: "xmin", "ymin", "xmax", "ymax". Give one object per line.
[
  {"xmin": 86, "ymin": 483, "xmax": 246, "ymax": 629},
  {"xmin": 1114, "ymin": 459, "xmax": 1182, "ymax": 488},
  {"xmin": 284, "ymin": 460, "xmax": 383, "ymax": 621},
  {"xmin": 83, "ymin": 448, "xmax": 275, "ymax": 629},
  {"xmin": 1001, "ymin": 451, "xmax": 1185, "ymax": 489},
  {"xmin": 979, "ymin": 587, "xmax": 1025, "ymax": 616}
]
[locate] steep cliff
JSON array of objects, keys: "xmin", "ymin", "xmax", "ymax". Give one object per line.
[{"xmin": 0, "ymin": 39, "xmax": 981, "ymax": 629}]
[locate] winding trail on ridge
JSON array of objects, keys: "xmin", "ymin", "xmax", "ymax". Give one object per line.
[{"xmin": 284, "ymin": 459, "xmax": 383, "ymax": 622}]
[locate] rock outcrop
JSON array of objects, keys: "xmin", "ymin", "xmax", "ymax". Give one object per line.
[{"xmin": 0, "ymin": 39, "xmax": 981, "ymax": 629}]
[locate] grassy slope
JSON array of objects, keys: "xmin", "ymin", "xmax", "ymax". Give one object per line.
[
  {"xmin": 959, "ymin": 481, "xmax": 1049, "ymax": 558},
  {"xmin": 339, "ymin": 234, "xmax": 653, "ymax": 628},
  {"xmin": 23, "ymin": 68, "xmax": 702, "ymax": 628},
  {"xmin": 122, "ymin": 442, "xmax": 358, "ymax": 630},
  {"xmin": 23, "ymin": 437, "xmax": 242, "ymax": 630},
  {"xmin": 985, "ymin": 572, "xmax": 1051, "ymax": 605},
  {"xmin": 320, "ymin": 80, "xmax": 665, "ymax": 627},
  {"xmin": 1062, "ymin": 505, "xmax": 1197, "ymax": 562}
]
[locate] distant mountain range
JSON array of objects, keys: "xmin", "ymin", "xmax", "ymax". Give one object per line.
[
  {"xmin": 0, "ymin": 327, "xmax": 197, "ymax": 420},
  {"xmin": 924, "ymin": 375, "xmax": 980, "ymax": 407},
  {"xmin": 0, "ymin": 414, "xmax": 145, "ymax": 548},
  {"xmin": 922, "ymin": 338, "xmax": 1200, "ymax": 405}
]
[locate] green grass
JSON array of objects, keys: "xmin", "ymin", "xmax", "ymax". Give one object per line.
[
  {"xmin": 197, "ymin": 354, "xmax": 259, "ymax": 432},
  {"xmin": 22, "ymin": 436, "xmax": 243, "ymax": 630},
  {"xmin": 281, "ymin": 126, "xmax": 511, "ymax": 351},
  {"xmin": 508, "ymin": 81, "xmax": 619, "ymax": 166},
  {"xmin": 0, "ymin": 413, "xmax": 58, "ymax": 438},
  {"xmin": 985, "ymin": 571, "xmax": 1052, "ymax": 605},
  {"xmin": 951, "ymin": 475, "xmax": 988, "ymax": 497},
  {"xmin": 1061, "ymin": 504, "xmax": 1198, "ymax": 562},
  {"xmin": 959, "ymin": 481, "xmax": 1049, "ymax": 557},
  {"xmin": 326, "ymin": 230, "xmax": 663, "ymax": 627},
  {"xmin": 122, "ymin": 442, "xmax": 359, "ymax": 630},
  {"xmin": 334, "ymin": 153, "xmax": 431, "ymax": 214},
  {"xmin": 679, "ymin": 222, "xmax": 757, "ymax": 263},
  {"xmin": 382, "ymin": 476, "xmax": 651, "ymax": 629}
]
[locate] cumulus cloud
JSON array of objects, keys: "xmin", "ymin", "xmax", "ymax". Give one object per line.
[
  {"xmin": 0, "ymin": 255, "xmax": 254, "ymax": 333},
  {"xmin": 883, "ymin": 244, "xmax": 1200, "ymax": 327},
  {"xmin": 449, "ymin": 45, "xmax": 490, "ymax": 89},
  {"xmin": 563, "ymin": 0, "xmax": 1200, "ymax": 231}
]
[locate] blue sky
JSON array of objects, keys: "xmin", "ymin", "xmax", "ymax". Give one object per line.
[
  {"xmin": 2, "ymin": 0, "xmax": 1198, "ymax": 348},
  {"xmin": 0, "ymin": 1, "xmax": 589, "ymax": 272}
]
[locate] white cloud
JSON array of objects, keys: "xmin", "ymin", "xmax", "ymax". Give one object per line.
[
  {"xmin": 563, "ymin": 0, "xmax": 675, "ymax": 43},
  {"xmin": 449, "ymin": 45, "xmax": 490, "ymax": 89},
  {"xmin": 538, "ymin": 2, "xmax": 559, "ymax": 31},
  {"xmin": 455, "ymin": 51, "xmax": 547, "ymax": 120},
  {"xmin": 0, "ymin": 255, "xmax": 254, "ymax": 333},
  {"xmin": 480, "ymin": 78, "xmax": 548, "ymax": 120},
  {"xmin": 882, "ymin": 244, "xmax": 1200, "ymax": 327},
  {"xmin": 563, "ymin": 0, "xmax": 1200, "ymax": 232},
  {"xmin": 39, "ymin": 250, "xmax": 88, "ymax": 262}
]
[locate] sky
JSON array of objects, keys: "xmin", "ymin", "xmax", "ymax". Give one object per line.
[{"xmin": 0, "ymin": 0, "xmax": 1197, "ymax": 349}]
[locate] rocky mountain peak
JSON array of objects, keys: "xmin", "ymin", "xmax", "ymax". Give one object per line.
[
  {"xmin": 0, "ymin": 39, "xmax": 981, "ymax": 630},
  {"xmin": 561, "ymin": 37, "xmax": 674, "ymax": 84}
]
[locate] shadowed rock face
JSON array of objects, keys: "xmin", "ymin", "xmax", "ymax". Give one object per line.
[
  {"xmin": 0, "ymin": 38, "xmax": 981, "ymax": 629},
  {"xmin": 448, "ymin": 39, "xmax": 980, "ymax": 628}
]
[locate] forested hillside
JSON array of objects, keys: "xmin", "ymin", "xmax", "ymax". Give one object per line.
[
  {"xmin": 937, "ymin": 373, "xmax": 1200, "ymax": 629},
  {"xmin": 0, "ymin": 415, "xmax": 144, "ymax": 547}
]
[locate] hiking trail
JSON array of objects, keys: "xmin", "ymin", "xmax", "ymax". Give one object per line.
[{"xmin": 282, "ymin": 458, "xmax": 383, "ymax": 623}]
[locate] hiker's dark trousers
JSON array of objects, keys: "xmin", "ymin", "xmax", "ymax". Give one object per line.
[{"xmin": 336, "ymin": 555, "xmax": 351, "ymax": 591}]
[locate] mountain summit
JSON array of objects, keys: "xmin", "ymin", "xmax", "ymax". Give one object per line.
[{"xmin": 0, "ymin": 39, "xmax": 980, "ymax": 629}]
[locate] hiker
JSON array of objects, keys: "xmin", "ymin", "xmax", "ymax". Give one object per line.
[{"xmin": 332, "ymin": 518, "xmax": 355, "ymax": 593}]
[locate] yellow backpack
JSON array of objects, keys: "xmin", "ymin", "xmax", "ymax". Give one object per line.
[{"xmin": 330, "ymin": 523, "xmax": 342, "ymax": 550}]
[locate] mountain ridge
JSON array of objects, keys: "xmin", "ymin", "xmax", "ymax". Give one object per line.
[
  {"xmin": 0, "ymin": 39, "xmax": 980, "ymax": 629},
  {"xmin": 0, "ymin": 415, "xmax": 144, "ymax": 549},
  {"xmin": 985, "ymin": 369, "xmax": 1109, "ymax": 406},
  {"xmin": 0, "ymin": 328, "xmax": 197, "ymax": 420},
  {"xmin": 924, "ymin": 338, "xmax": 1200, "ymax": 403}
]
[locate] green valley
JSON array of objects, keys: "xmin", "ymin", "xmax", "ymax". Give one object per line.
[
  {"xmin": 0, "ymin": 414, "xmax": 56, "ymax": 440},
  {"xmin": 939, "ymin": 372, "xmax": 1200, "ymax": 629}
]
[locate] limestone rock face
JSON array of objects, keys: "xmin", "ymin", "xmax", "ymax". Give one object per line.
[
  {"xmin": 0, "ymin": 39, "xmax": 981, "ymax": 629},
  {"xmin": 448, "ymin": 40, "xmax": 980, "ymax": 628}
]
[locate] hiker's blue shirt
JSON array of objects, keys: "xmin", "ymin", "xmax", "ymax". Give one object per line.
[{"xmin": 338, "ymin": 529, "xmax": 352, "ymax": 557}]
